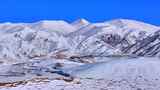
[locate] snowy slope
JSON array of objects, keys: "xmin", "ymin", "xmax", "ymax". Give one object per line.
[
  {"xmin": 66, "ymin": 57, "xmax": 160, "ymax": 79},
  {"xmin": 69, "ymin": 19, "xmax": 160, "ymax": 57},
  {"xmin": 0, "ymin": 20, "xmax": 75, "ymax": 60}
]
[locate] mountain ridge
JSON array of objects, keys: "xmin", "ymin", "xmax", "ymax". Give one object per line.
[{"xmin": 0, "ymin": 19, "xmax": 159, "ymax": 60}]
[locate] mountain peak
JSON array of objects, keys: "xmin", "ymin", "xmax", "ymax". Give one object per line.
[
  {"xmin": 29, "ymin": 20, "xmax": 76, "ymax": 33},
  {"xmin": 72, "ymin": 18, "xmax": 90, "ymax": 29},
  {"xmin": 36, "ymin": 20, "xmax": 68, "ymax": 25},
  {"xmin": 73, "ymin": 18, "xmax": 89, "ymax": 24},
  {"xmin": 107, "ymin": 19, "xmax": 159, "ymax": 32},
  {"xmin": 108, "ymin": 19, "xmax": 157, "ymax": 27}
]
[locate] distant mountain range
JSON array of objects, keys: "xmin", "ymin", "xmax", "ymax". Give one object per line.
[{"xmin": 0, "ymin": 19, "xmax": 159, "ymax": 60}]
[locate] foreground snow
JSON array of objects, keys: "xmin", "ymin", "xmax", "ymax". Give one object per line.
[
  {"xmin": 0, "ymin": 57, "xmax": 160, "ymax": 90},
  {"xmin": 66, "ymin": 57, "xmax": 160, "ymax": 79},
  {"xmin": 2, "ymin": 78, "xmax": 160, "ymax": 90}
]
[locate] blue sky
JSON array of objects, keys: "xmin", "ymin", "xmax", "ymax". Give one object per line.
[{"xmin": 0, "ymin": 0, "xmax": 160, "ymax": 25}]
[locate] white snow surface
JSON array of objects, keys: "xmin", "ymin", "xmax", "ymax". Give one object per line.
[
  {"xmin": 1, "ymin": 57, "xmax": 160, "ymax": 90},
  {"xmin": 66, "ymin": 57, "xmax": 160, "ymax": 79},
  {"xmin": 0, "ymin": 19, "xmax": 159, "ymax": 90}
]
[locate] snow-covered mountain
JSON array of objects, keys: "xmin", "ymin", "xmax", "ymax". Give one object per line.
[
  {"xmin": 0, "ymin": 19, "xmax": 160, "ymax": 89},
  {"xmin": 0, "ymin": 19, "xmax": 159, "ymax": 61},
  {"xmin": 69, "ymin": 19, "xmax": 160, "ymax": 57},
  {"xmin": 0, "ymin": 20, "xmax": 75, "ymax": 60}
]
